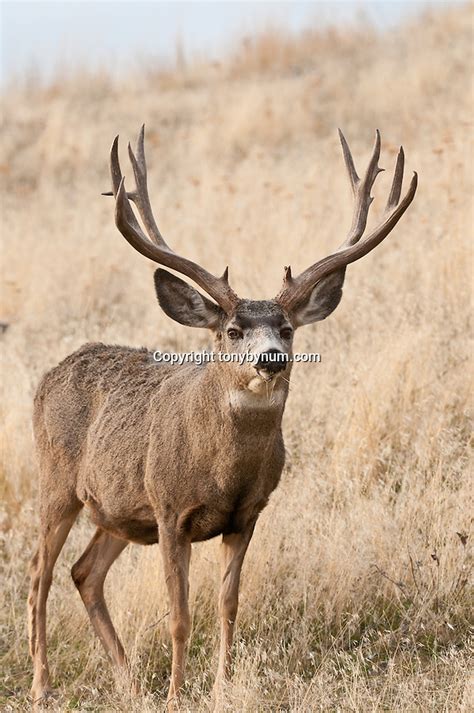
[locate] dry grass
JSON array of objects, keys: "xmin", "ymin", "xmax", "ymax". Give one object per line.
[{"xmin": 1, "ymin": 4, "xmax": 473, "ymax": 711}]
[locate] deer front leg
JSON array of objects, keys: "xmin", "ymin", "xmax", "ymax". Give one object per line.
[
  {"xmin": 29, "ymin": 509, "xmax": 79, "ymax": 706},
  {"xmin": 213, "ymin": 520, "xmax": 256, "ymax": 699},
  {"xmin": 159, "ymin": 524, "xmax": 192, "ymax": 709}
]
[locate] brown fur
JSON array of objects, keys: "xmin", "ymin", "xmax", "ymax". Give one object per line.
[{"xmin": 28, "ymin": 304, "xmax": 291, "ymax": 708}]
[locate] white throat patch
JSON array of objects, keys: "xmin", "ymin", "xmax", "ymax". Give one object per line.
[{"xmin": 228, "ymin": 381, "xmax": 286, "ymax": 410}]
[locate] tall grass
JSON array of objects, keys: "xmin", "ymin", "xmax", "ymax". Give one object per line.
[{"xmin": 1, "ymin": 5, "xmax": 472, "ymax": 711}]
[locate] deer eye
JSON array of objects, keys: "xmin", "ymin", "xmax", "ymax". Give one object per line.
[
  {"xmin": 227, "ymin": 328, "xmax": 243, "ymax": 340},
  {"xmin": 280, "ymin": 328, "xmax": 293, "ymax": 340}
]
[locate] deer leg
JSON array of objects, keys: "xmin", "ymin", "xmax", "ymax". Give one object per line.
[
  {"xmin": 158, "ymin": 526, "xmax": 191, "ymax": 708},
  {"xmin": 213, "ymin": 521, "xmax": 256, "ymax": 698},
  {"xmin": 28, "ymin": 509, "xmax": 79, "ymax": 704},
  {"xmin": 71, "ymin": 528, "xmax": 129, "ymax": 673}
]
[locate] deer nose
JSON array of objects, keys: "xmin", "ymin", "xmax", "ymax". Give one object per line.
[{"xmin": 255, "ymin": 349, "xmax": 287, "ymax": 373}]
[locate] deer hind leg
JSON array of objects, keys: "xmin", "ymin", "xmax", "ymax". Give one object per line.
[
  {"xmin": 213, "ymin": 521, "xmax": 256, "ymax": 702},
  {"xmin": 158, "ymin": 524, "xmax": 191, "ymax": 708},
  {"xmin": 28, "ymin": 507, "xmax": 80, "ymax": 705},
  {"xmin": 71, "ymin": 528, "xmax": 129, "ymax": 674}
]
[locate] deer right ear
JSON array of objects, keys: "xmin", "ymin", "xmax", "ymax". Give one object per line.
[
  {"xmin": 290, "ymin": 270, "xmax": 345, "ymax": 327},
  {"xmin": 154, "ymin": 269, "xmax": 223, "ymax": 329}
]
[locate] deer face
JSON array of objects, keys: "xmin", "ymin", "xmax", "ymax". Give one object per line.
[
  {"xmin": 217, "ymin": 300, "xmax": 294, "ymax": 386},
  {"xmin": 220, "ymin": 299, "xmax": 292, "ymax": 352},
  {"xmin": 154, "ymin": 270, "xmax": 294, "ymax": 389}
]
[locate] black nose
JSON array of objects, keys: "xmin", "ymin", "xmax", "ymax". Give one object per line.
[{"xmin": 255, "ymin": 349, "xmax": 287, "ymax": 373}]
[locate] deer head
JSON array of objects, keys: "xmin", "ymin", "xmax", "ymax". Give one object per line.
[{"xmin": 104, "ymin": 127, "xmax": 417, "ymax": 391}]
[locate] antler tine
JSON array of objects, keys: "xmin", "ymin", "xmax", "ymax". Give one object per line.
[
  {"xmin": 101, "ymin": 135, "xmax": 125, "ymax": 198},
  {"xmin": 110, "ymin": 134, "xmax": 239, "ymax": 314},
  {"xmin": 362, "ymin": 129, "xmax": 383, "ymax": 191},
  {"xmin": 106, "ymin": 138, "xmax": 148, "ymax": 240},
  {"xmin": 385, "ymin": 146, "xmax": 404, "ymax": 214},
  {"xmin": 340, "ymin": 129, "xmax": 384, "ymax": 248},
  {"xmin": 102, "ymin": 135, "xmax": 142, "ymax": 205},
  {"xmin": 276, "ymin": 130, "xmax": 418, "ymax": 312},
  {"xmin": 127, "ymin": 125, "xmax": 169, "ymax": 248},
  {"xmin": 338, "ymin": 128, "xmax": 359, "ymax": 194}
]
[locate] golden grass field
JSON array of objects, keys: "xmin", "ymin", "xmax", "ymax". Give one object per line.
[{"xmin": 1, "ymin": 4, "xmax": 473, "ymax": 711}]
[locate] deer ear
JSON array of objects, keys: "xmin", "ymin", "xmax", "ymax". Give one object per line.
[
  {"xmin": 291, "ymin": 270, "xmax": 345, "ymax": 327},
  {"xmin": 154, "ymin": 269, "xmax": 223, "ymax": 328}
]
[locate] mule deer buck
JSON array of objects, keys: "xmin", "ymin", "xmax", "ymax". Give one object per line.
[{"xmin": 28, "ymin": 126, "xmax": 417, "ymax": 707}]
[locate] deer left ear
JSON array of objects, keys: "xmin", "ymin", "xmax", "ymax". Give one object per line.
[
  {"xmin": 291, "ymin": 270, "xmax": 345, "ymax": 327},
  {"xmin": 154, "ymin": 269, "xmax": 223, "ymax": 329}
]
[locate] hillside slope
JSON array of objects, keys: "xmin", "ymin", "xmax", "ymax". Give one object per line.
[{"xmin": 1, "ymin": 5, "xmax": 472, "ymax": 710}]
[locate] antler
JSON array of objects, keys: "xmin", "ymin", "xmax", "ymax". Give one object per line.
[
  {"xmin": 276, "ymin": 130, "xmax": 418, "ymax": 311},
  {"xmin": 103, "ymin": 126, "xmax": 239, "ymax": 314}
]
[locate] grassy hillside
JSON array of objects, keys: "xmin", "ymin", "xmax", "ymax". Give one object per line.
[{"xmin": 1, "ymin": 5, "xmax": 472, "ymax": 710}]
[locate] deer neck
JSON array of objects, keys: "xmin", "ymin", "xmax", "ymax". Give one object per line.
[{"xmin": 204, "ymin": 361, "xmax": 290, "ymax": 426}]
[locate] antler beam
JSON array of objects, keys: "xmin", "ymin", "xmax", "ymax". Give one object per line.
[
  {"xmin": 276, "ymin": 130, "xmax": 418, "ymax": 312},
  {"xmin": 104, "ymin": 126, "xmax": 239, "ymax": 314}
]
